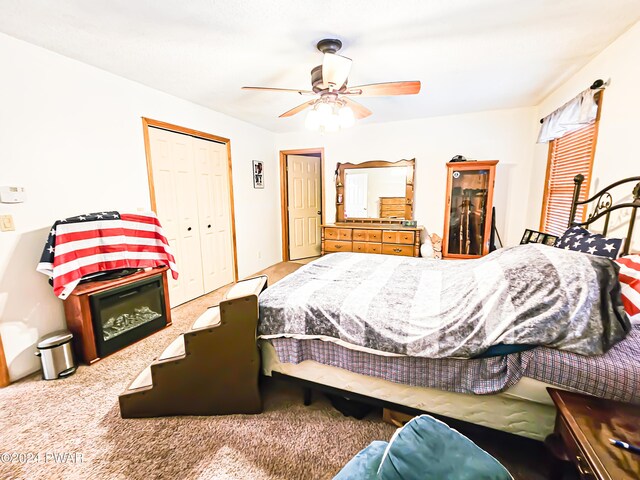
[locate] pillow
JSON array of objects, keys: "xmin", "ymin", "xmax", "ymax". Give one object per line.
[
  {"xmin": 614, "ymin": 254, "xmax": 640, "ymax": 320},
  {"xmin": 333, "ymin": 441, "xmax": 388, "ymax": 480},
  {"xmin": 377, "ymin": 415, "xmax": 512, "ymax": 480},
  {"xmin": 555, "ymin": 226, "xmax": 623, "ymax": 259}
]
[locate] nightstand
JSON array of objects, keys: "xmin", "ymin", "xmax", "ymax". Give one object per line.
[{"xmin": 546, "ymin": 388, "xmax": 640, "ymax": 479}]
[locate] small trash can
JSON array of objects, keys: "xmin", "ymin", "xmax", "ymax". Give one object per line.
[{"xmin": 35, "ymin": 330, "xmax": 76, "ymax": 380}]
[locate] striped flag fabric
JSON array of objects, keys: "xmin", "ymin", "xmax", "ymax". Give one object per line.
[
  {"xmin": 36, "ymin": 211, "xmax": 178, "ymax": 299},
  {"xmin": 615, "ymin": 254, "xmax": 640, "ymax": 317}
]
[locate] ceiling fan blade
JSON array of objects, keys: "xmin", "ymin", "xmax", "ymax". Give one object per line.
[
  {"xmin": 322, "ymin": 53, "xmax": 352, "ymax": 90},
  {"xmin": 242, "ymin": 86, "xmax": 315, "ymax": 95},
  {"xmin": 345, "ymin": 81, "xmax": 421, "ymax": 96},
  {"xmin": 279, "ymin": 100, "xmax": 316, "ymax": 118},
  {"xmin": 341, "ymin": 97, "xmax": 372, "ymax": 119}
]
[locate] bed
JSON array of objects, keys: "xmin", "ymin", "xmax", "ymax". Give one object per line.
[{"xmin": 258, "ymin": 175, "xmax": 640, "ymax": 441}]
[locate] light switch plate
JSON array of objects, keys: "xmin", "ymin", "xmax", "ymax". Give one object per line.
[{"xmin": 0, "ymin": 215, "xmax": 15, "ymax": 232}]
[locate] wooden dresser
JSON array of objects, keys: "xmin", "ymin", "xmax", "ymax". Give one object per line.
[
  {"xmin": 321, "ymin": 224, "xmax": 422, "ymax": 257},
  {"xmin": 379, "ymin": 197, "xmax": 406, "ymax": 218}
]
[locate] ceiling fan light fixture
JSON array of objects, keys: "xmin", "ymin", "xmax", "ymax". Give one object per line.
[
  {"xmin": 322, "ymin": 53, "xmax": 352, "ymax": 90},
  {"xmin": 304, "ymin": 108, "xmax": 321, "ymax": 131},
  {"xmin": 338, "ymin": 106, "xmax": 355, "ymax": 128},
  {"xmin": 316, "ymin": 102, "xmax": 333, "ymax": 118},
  {"xmin": 305, "ymin": 102, "xmax": 355, "ymax": 132},
  {"xmin": 324, "ymin": 113, "xmax": 341, "ymax": 132}
]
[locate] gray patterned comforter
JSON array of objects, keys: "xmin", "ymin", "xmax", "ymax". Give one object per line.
[{"xmin": 258, "ymin": 245, "xmax": 631, "ymax": 358}]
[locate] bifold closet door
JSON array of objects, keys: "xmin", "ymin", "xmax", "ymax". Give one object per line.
[
  {"xmin": 192, "ymin": 136, "xmax": 234, "ymax": 292},
  {"xmin": 148, "ymin": 127, "xmax": 234, "ymax": 307}
]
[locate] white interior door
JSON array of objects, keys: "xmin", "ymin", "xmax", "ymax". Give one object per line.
[
  {"xmin": 193, "ymin": 136, "xmax": 234, "ymax": 292},
  {"xmin": 345, "ymin": 173, "xmax": 368, "ymax": 218},
  {"xmin": 287, "ymin": 155, "xmax": 321, "ymax": 260},
  {"xmin": 148, "ymin": 127, "xmax": 235, "ymax": 307}
]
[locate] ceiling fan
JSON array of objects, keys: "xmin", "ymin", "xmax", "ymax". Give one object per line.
[{"xmin": 242, "ymin": 38, "xmax": 421, "ymax": 130}]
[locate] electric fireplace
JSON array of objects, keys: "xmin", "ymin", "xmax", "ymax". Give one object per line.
[
  {"xmin": 63, "ymin": 268, "xmax": 172, "ymax": 364},
  {"xmin": 90, "ymin": 275, "xmax": 167, "ymax": 358}
]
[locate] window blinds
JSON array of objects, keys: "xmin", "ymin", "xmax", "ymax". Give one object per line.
[{"xmin": 540, "ymin": 122, "xmax": 598, "ymax": 236}]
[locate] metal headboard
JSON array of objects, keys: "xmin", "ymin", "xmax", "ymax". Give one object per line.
[{"xmin": 569, "ymin": 174, "xmax": 640, "ymax": 255}]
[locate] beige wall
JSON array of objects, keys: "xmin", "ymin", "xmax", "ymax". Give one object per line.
[
  {"xmin": 276, "ymin": 107, "xmax": 538, "ymax": 247},
  {"xmin": 528, "ymin": 21, "xmax": 640, "ymax": 246},
  {"xmin": 0, "ymin": 33, "xmax": 280, "ymax": 381}
]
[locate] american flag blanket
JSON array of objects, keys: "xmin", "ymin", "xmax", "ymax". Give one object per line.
[
  {"xmin": 36, "ymin": 211, "xmax": 178, "ymax": 299},
  {"xmin": 258, "ymin": 245, "xmax": 631, "ymax": 358}
]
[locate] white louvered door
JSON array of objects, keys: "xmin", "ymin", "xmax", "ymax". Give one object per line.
[{"xmin": 148, "ymin": 127, "xmax": 234, "ymax": 307}]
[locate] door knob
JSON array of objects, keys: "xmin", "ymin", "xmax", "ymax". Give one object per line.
[{"xmin": 317, "ymin": 211, "xmax": 321, "ymax": 215}]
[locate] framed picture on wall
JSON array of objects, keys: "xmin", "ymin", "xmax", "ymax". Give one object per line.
[{"xmin": 253, "ymin": 160, "xmax": 264, "ymax": 189}]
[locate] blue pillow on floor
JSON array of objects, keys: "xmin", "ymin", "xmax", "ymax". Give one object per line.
[
  {"xmin": 377, "ymin": 415, "xmax": 513, "ymax": 480},
  {"xmin": 334, "ymin": 415, "xmax": 512, "ymax": 480},
  {"xmin": 334, "ymin": 440, "xmax": 388, "ymax": 480}
]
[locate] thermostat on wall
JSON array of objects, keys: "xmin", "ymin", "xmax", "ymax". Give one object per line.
[{"xmin": 0, "ymin": 186, "xmax": 26, "ymax": 203}]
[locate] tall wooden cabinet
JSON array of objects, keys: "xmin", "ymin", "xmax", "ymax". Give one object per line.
[{"xmin": 442, "ymin": 160, "xmax": 498, "ymax": 259}]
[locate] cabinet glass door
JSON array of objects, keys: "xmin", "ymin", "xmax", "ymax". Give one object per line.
[{"xmin": 447, "ymin": 169, "xmax": 490, "ymax": 256}]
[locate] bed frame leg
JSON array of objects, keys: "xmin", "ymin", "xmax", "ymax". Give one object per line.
[{"xmin": 303, "ymin": 388, "xmax": 312, "ymax": 406}]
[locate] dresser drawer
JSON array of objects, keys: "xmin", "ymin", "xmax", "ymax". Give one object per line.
[
  {"xmin": 398, "ymin": 231, "xmax": 415, "ymax": 245},
  {"xmin": 382, "ymin": 244, "xmax": 414, "ymax": 256},
  {"xmin": 353, "ymin": 242, "xmax": 383, "ymax": 254},
  {"xmin": 556, "ymin": 418, "xmax": 597, "ymax": 480},
  {"xmin": 325, "ymin": 228, "xmax": 352, "ymax": 241},
  {"xmin": 365, "ymin": 243, "xmax": 383, "ymax": 254},
  {"xmin": 352, "ymin": 242, "xmax": 367, "ymax": 253},
  {"xmin": 382, "ymin": 230, "xmax": 415, "ymax": 245},
  {"xmin": 352, "ymin": 230, "xmax": 367, "ymax": 242},
  {"xmin": 325, "ymin": 240, "xmax": 353, "ymax": 253},
  {"xmin": 352, "ymin": 229, "xmax": 382, "ymax": 242},
  {"xmin": 367, "ymin": 230, "xmax": 382, "ymax": 242}
]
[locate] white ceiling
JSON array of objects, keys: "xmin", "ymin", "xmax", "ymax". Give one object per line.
[{"xmin": 1, "ymin": 0, "xmax": 639, "ymax": 133}]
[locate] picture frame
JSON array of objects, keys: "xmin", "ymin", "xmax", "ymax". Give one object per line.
[
  {"xmin": 543, "ymin": 234, "xmax": 559, "ymax": 246},
  {"xmin": 520, "ymin": 229, "xmax": 532, "ymax": 244},
  {"xmin": 252, "ymin": 160, "xmax": 264, "ymax": 189},
  {"xmin": 520, "ymin": 228, "xmax": 559, "ymax": 246}
]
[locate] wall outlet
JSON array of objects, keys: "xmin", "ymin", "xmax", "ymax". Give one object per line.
[
  {"xmin": 0, "ymin": 215, "xmax": 15, "ymax": 232},
  {"xmin": 257, "ymin": 250, "xmax": 262, "ymax": 259}
]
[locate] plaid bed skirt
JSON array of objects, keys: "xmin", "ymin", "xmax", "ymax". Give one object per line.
[{"xmin": 269, "ymin": 325, "xmax": 640, "ymax": 403}]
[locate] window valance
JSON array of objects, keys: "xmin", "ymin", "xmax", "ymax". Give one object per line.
[{"xmin": 537, "ymin": 80, "xmax": 607, "ymax": 143}]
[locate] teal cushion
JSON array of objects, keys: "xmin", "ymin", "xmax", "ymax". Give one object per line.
[
  {"xmin": 333, "ymin": 440, "xmax": 388, "ymax": 480},
  {"xmin": 377, "ymin": 415, "xmax": 512, "ymax": 480}
]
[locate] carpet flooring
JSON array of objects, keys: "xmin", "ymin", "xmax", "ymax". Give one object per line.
[{"xmin": 0, "ymin": 262, "xmax": 559, "ymax": 479}]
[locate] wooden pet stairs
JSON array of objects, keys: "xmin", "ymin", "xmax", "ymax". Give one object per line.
[{"xmin": 118, "ymin": 275, "xmax": 268, "ymax": 418}]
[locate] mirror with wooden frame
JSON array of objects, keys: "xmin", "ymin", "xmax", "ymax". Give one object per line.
[{"xmin": 336, "ymin": 159, "xmax": 415, "ymax": 223}]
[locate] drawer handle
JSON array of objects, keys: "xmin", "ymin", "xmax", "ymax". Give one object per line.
[
  {"xmin": 393, "ymin": 248, "xmax": 402, "ymax": 253},
  {"xmin": 576, "ymin": 456, "xmax": 591, "ymax": 476},
  {"xmin": 336, "ymin": 245, "xmax": 342, "ymax": 249}
]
